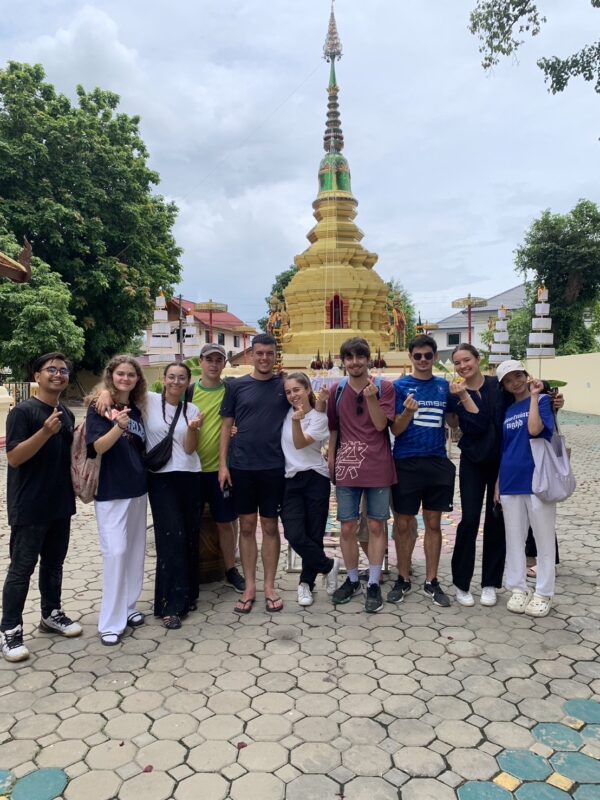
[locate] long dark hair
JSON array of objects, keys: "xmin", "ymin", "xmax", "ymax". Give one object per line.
[
  {"xmin": 162, "ymin": 362, "xmax": 191, "ymax": 423},
  {"xmin": 284, "ymin": 372, "xmax": 316, "ymax": 408},
  {"xmin": 451, "ymin": 343, "xmax": 480, "ymax": 360}
]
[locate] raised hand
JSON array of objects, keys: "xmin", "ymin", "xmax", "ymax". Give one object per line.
[
  {"xmin": 403, "ymin": 393, "xmax": 418, "ymax": 413},
  {"xmin": 115, "ymin": 408, "xmax": 130, "ymax": 430},
  {"xmin": 363, "ymin": 379, "xmax": 378, "ymax": 399},
  {"xmin": 317, "ymin": 386, "xmax": 330, "ymax": 404},
  {"xmin": 292, "ymin": 408, "xmax": 306, "ymax": 421},
  {"xmin": 188, "ymin": 412, "xmax": 204, "ymax": 430},
  {"xmin": 449, "ymin": 381, "xmax": 467, "ymax": 396},
  {"xmin": 529, "ymin": 378, "xmax": 544, "ymax": 396},
  {"xmin": 43, "ymin": 407, "xmax": 63, "ymax": 436}
]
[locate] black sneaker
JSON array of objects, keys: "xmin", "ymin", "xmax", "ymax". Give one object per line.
[
  {"xmin": 225, "ymin": 567, "xmax": 246, "ymax": 593},
  {"xmin": 387, "ymin": 576, "xmax": 412, "ymax": 604},
  {"xmin": 423, "ymin": 578, "xmax": 451, "ymax": 607},
  {"xmin": 365, "ymin": 584, "xmax": 383, "ymax": 613},
  {"xmin": 332, "ymin": 578, "xmax": 362, "ymax": 605}
]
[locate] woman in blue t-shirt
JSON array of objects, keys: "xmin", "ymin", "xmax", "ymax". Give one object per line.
[
  {"xmin": 86, "ymin": 355, "xmax": 148, "ymax": 646},
  {"xmin": 494, "ymin": 360, "xmax": 556, "ymax": 618}
]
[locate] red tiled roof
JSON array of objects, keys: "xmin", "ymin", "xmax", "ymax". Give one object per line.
[{"xmin": 170, "ymin": 298, "xmax": 253, "ymax": 332}]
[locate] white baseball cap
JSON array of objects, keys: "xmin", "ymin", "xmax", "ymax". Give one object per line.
[{"xmin": 496, "ymin": 359, "xmax": 527, "ymax": 383}]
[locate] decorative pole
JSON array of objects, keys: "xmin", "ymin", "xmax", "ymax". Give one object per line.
[
  {"xmin": 526, "ymin": 285, "xmax": 556, "ymax": 378},
  {"xmin": 452, "ymin": 294, "xmax": 487, "ymax": 344},
  {"xmin": 195, "ymin": 299, "xmax": 228, "ymax": 344},
  {"xmin": 488, "ymin": 305, "xmax": 511, "ymax": 365}
]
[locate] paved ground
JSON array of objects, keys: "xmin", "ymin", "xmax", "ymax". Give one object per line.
[{"xmin": 0, "ymin": 411, "xmax": 599, "ymax": 799}]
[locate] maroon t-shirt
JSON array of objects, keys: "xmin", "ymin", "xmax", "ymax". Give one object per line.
[{"xmin": 327, "ymin": 380, "xmax": 397, "ymax": 488}]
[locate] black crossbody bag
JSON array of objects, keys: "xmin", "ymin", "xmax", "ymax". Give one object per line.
[{"xmin": 143, "ymin": 403, "xmax": 182, "ymax": 472}]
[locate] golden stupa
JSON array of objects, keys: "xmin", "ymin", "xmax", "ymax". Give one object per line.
[{"xmin": 282, "ymin": 3, "xmax": 400, "ymax": 368}]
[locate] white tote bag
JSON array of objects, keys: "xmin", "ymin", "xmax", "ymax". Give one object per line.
[{"xmin": 530, "ymin": 425, "xmax": 576, "ymax": 503}]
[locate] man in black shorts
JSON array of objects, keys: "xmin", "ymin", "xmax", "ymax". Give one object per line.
[
  {"xmin": 219, "ymin": 334, "xmax": 289, "ymax": 613},
  {"xmin": 389, "ymin": 335, "xmax": 461, "ymax": 607}
]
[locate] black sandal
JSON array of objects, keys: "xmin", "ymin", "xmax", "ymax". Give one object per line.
[
  {"xmin": 100, "ymin": 632, "xmax": 121, "ymax": 646},
  {"xmin": 163, "ymin": 615, "xmax": 182, "ymax": 630},
  {"xmin": 127, "ymin": 612, "xmax": 145, "ymax": 627}
]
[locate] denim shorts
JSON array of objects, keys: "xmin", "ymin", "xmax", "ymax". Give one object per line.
[{"xmin": 336, "ymin": 486, "xmax": 391, "ymax": 522}]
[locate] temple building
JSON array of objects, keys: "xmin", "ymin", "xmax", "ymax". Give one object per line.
[{"xmin": 282, "ymin": 3, "xmax": 395, "ymax": 367}]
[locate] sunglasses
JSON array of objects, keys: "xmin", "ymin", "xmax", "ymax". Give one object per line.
[
  {"xmin": 356, "ymin": 394, "xmax": 364, "ymax": 415},
  {"xmin": 412, "ymin": 352, "xmax": 434, "ymax": 361}
]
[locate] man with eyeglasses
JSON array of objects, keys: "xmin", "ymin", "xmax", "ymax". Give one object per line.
[
  {"xmin": 1, "ymin": 352, "xmax": 82, "ymax": 663},
  {"xmin": 327, "ymin": 337, "xmax": 396, "ymax": 614},
  {"xmin": 389, "ymin": 334, "xmax": 456, "ymax": 608}
]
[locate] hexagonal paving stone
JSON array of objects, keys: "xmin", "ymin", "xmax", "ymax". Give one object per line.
[
  {"xmin": 65, "ymin": 770, "xmax": 121, "ymax": 800},
  {"xmin": 340, "ymin": 718, "xmax": 386, "ymax": 745},
  {"xmin": 291, "ymin": 743, "xmax": 341, "ymax": 774},
  {"xmin": 11, "ymin": 768, "xmax": 68, "ymax": 800},
  {"xmin": 563, "ymin": 700, "xmax": 600, "ymax": 723},
  {"xmin": 389, "ymin": 719, "xmax": 435, "ymax": 747},
  {"xmin": 392, "ymin": 746, "xmax": 445, "ymax": 777},
  {"xmin": 436, "ymin": 720, "xmax": 481, "ymax": 748},
  {"xmin": 237, "ymin": 742, "xmax": 288, "ymax": 772},
  {"xmin": 119, "ymin": 770, "xmax": 175, "ymax": 800},
  {"xmin": 135, "ymin": 740, "xmax": 186, "ymax": 771},
  {"xmin": 532, "ymin": 723, "xmax": 584, "ymax": 751},
  {"xmin": 550, "ymin": 751, "xmax": 600, "ymax": 783},
  {"xmin": 293, "ymin": 717, "xmax": 339, "ymax": 743},
  {"xmin": 401, "ymin": 778, "xmax": 457, "ymax": 800},
  {"xmin": 198, "ymin": 714, "xmax": 243, "ymax": 740},
  {"xmin": 496, "ymin": 750, "xmax": 552, "ymax": 781},
  {"xmin": 36, "ymin": 740, "xmax": 89, "ymax": 769},
  {"xmin": 515, "ymin": 784, "xmax": 571, "ymax": 800},
  {"xmin": 458, "ymin": 783, "xmax": 512, "ymax": 800},
  {"xmin": 150, "ymin": 713, "xmax": 198, "ymax": 740},
  {"xmin": 448, "ymin": 748, "xmax": 498, "ymax": 780},
  {"xmin": 86, "ymin": 740, "xmax": 137, "ymax": 770},
  {"xmin": 575, "ymin": 787, "xmax": 600, "ymax": 800},
  {"xmin": 581, "ymin": 724, "xmax": 600, "ymax": 746},
  {"xmin": 246, "ymin": 714, "xmax": 293, "ymax": 741}
]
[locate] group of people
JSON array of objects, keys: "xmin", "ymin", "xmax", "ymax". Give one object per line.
[{"xmin": 0, "ymin": 331, "xmax": 563, "ymax": 662}]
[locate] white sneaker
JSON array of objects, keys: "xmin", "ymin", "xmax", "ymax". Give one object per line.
[
  {"xmin": 454, "ymin": 587, "xmax": 475, "ymax": 607},
  {"xmin": 324, "ymin": 557, "xmax": 341, "ymax": 596},
  {"xmin": 297, "ymin": 583, "xmax": 314, "ymax": 607},
  {"xmin": 507, "ymin": 589, "xmax": 532, "ymax": 614},
  {"xmin": 39, "ymin": 610, "xmax": 82, "ymax": 637},
  {"xmin": 525, "ymin": 593, "xmax": 552, "ymax": 618},
  {"xmin": 480, "ymin": 587, "xmax": 497, "ymax": 607},
  {"xmin": 1, "ymin": 625, "xmax": 29, "ymax": 662}
]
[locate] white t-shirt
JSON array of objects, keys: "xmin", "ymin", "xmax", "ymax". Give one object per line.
[
  {"xmin": 281, "ymin": 407, "xmax": 329, "ymax": 479},
  {"xmin": 144, "ymin": 392, "xmax": 201, "ymax": 474}
]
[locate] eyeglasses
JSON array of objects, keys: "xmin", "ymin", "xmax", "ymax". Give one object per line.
[
  {"xmin": 165, "ymin": 376, "xmax": 188, "ymax": 383},
  {"xmin": 356, "ymin": 394, "xmax": 364, "ymax": 415},
  {"xmin": 42, "ymin": 367, "xmax": 70, "ymax": 376},
  {"xmin": 412, "ymin": 352, "xmax": 434, "ymax": 361}
]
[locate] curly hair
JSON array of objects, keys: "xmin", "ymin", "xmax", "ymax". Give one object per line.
[{"xmin": 102, "ymin": 355, "xmax": 147, "ymax": 407}]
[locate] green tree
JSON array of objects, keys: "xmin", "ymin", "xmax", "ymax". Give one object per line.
[
  {"xmin": 469, "ymin": 1, "xmax": 600, "ymax": 99},
  {"xmin": 0, "ymin": 62, "xmax": 182, "ymax": 372},
  {"xmin": 0, "ymin": 222, "xmax": 85, "ymax": 378},
  {"xmin": 514, "ymin": 200, "xmax": 600, "ymax": 354},
  {"xmin": 257, "ymin": 265, "xmax": 298, "ymax": 331}
]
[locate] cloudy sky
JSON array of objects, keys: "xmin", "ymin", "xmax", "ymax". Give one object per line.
[{"xmin": 2, "ymin": 0, "xmax": 598, "ymax": 327}]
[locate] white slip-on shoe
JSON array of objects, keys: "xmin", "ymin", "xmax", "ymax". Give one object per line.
[
  {"xmin": 324, "ymin": 557, "xmax": 341, "ymax": 596},
  {"xmin": 454, "ymin": 587, "xmax": 475, "ymax": 607},
  {"xmin": 507, "ymin": 589, "xmax": 532, "ymax": 614},
  {"xmin": 297, "ymin": 583, "xmax": 314, "ymax": 607},
  {"xmin": 525, "ymin": 593, "xmax": 552, "ymax": 618},
  {"xmin": 480, "ymin": 587, "xmax": 497, "ymax": 607}
]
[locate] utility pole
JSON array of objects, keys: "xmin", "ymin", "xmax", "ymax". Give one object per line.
[{"xmin": 178, "ymin": 294, "xmax": 184, "ymax": 358}]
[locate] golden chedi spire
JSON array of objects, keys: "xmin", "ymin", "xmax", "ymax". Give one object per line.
[{"xmin": 282, "ymin": 1, "xmax": 390, "ymax": 362}]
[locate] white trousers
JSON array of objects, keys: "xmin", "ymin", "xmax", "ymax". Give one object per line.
[
  {"xmin": 95, "ymin": 495, "xmax": 148, "ymax": 634},
  {"xmin": 500, "ymin": 493, "xmax": 556, "ymax": 597}
]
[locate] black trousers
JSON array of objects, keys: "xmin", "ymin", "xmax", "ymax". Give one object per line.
[
  {"xmin": 281, "ymin": 470, "xmax": 333, "ymax": 589},
  {"xmin": 526, "ymin": 527, "xmax": 560, "ymax": 564},
  {"xmin": 1, "ymin": 517, "xmax": 71, "ymax": 630},
  {"xmin": 148, "ymin": 471, "xmax": 201, "ymax": 617},
  {"xmin": 451, "ymin": 457, "xmax": 505, "ymax": 591}
]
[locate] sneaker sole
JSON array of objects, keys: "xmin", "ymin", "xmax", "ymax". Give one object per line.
[
  {"xmin": 480, "ymin": 598, "xmax": 497, "ymax": 607},
  {"xmin": 455, "ymin": 597, "xmax": 475, "ymax": 607},
  {"xmin": 2, "ymin": 650, "xmax": 29, "ymax": 662},
  {"xmin": 38, "ymin": 621, "xmax": 82, "ymax": 637},
  {"xmin": 332, "ymin": 590, "xmax": 362, "ymax": 605},
  {"xmin": 365, "ymin": 602, "xmax": 384, "ymax": 613},
  {"xmin": 227, "ymin": 583, "xmax": 246, "ymax": 594}
]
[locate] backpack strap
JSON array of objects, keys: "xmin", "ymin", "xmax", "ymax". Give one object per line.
[{"xmin": 334, "ymin": 378, "xmax": 348, "ymax": 416}]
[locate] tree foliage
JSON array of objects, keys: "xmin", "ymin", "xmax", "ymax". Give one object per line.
[
  {"xmin": 514, "ymin": 200, "xmax": 600, "ymax": 355},
  {"xmin": 469, "ymin": 1, "xmax": 600, "ymax": 98},
  {"xmin": 386, "ymin": 278, "xmax": 417, "ymax": 347},
  {"xmin": 0, "ymin": 62, "xmax": 182, "ymax": 372},
  {"xmin": 0, "ymin": 221, "xmax": 85, "ymax": 378},
  {"xmin": 258, "ymin": 265, "xmax": 298, "ymax": 331}
]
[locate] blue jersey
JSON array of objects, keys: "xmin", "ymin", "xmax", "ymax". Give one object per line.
[
  {"xmin": 499, "ymin": 394, "xmax": 554, "ymax": 495},
  {"xmin": 393, "ymin": 375, "xmax": 449, "ymax": 459}
]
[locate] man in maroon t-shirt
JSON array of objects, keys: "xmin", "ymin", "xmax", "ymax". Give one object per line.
[{"xmin": 326, "ymin": 338, "xmax": 396, "ymax": 614}]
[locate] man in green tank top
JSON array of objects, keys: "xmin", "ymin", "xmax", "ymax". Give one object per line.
[{"xmin": 191, "ymin": 344, "xmax": 245, "ymax": 592}]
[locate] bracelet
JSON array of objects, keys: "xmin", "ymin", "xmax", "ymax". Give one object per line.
[{"xmin": 115, "ymin": 422, "xmax": 127, "ymax": 430}]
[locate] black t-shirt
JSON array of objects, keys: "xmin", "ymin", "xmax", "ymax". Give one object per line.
[
  {"xmin": 6, "ymin": 398, "xmax": 76, "ymax": 526},
  {"xmin": 220, "ymin": 375, "xmax": 289, "ymax": 470},
  {"xmin": 85, "ymin": 404, "xmax": 147, "ymax": 501}
]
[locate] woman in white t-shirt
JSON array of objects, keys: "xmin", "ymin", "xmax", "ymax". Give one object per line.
[
  {"xmin": 145, "ymin": 363, "xmax": 204, "ymax": 628},
  {"xmin": 281, "ymin": 373, "xmax": 340, "ymax": 607}
]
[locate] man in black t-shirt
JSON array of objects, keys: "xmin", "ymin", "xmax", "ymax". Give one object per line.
[
  {"xmin": 1, "ymin": 353, "xmax": 82, "ymax": 663},
  {"xmin": 219, "ymin": 334, "xmax": 289, "ymax": 614}
]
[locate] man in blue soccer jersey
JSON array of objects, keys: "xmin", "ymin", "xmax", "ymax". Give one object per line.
[{"xmin": 389, "ymin": 334, "xmax": 470, "ymax": 608}]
